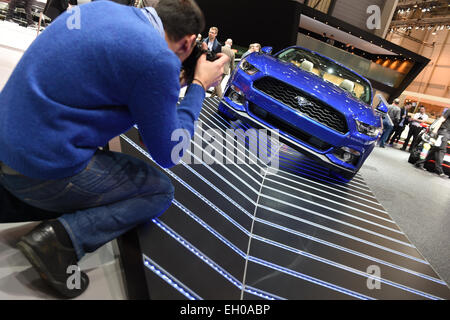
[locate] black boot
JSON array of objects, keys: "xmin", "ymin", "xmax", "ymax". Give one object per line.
[{"xmin": 16, "ymin": 220, "xmax": 89, "ymax": 298}]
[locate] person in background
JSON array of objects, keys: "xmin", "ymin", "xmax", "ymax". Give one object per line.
[
  {"xmin": 241, "ymin": 43, "xmax": 255, "ymax": 59},
  {"xmin": 222, "ymin": 38, "xmax": 235, "ymax": 75},
  {"xmin": 203, "ymin": 26, "xmax": 222, "ymax": 55},
  {"xmin": 6, "ymin": 0, "xmax": 37, "ymax": 27},
  {"xmin": 253, "ymin": 43, "xmax": 261, "ymax": 53},
  {"xmin": 389, "ymin": 101, "xmax": 411, "ymax": 146},
  {"xmin": 211, "ymin": 38, "xmax": 235, "ymax": 98},
  {"xmin": 415, "ymin": 108, "xmax": 449, "ymax": 178},
  {"xmin": 401, "ymin": 105, "xmax": 428, "ymax": 152},
  {"xmin": 384, "ymin": 98, "xmax": 401, "ymax": 146},
  {"xmin": 379, "ymin": 99, "xmax": 400, "ymax": 148}
]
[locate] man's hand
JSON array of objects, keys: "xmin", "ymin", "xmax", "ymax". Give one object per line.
[{"xmin": 193, "ymin": 53, "xmax": 229, "ymax": 90}]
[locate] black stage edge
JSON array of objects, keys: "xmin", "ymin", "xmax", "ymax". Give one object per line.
[{"xmin": 118, "ymin": 97, "xmax": 450, "ymax": 300}]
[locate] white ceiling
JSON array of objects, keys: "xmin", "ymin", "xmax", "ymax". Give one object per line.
[{"xmin": 300, "ymin": 15, "xmax": 398, "ymax": 56}]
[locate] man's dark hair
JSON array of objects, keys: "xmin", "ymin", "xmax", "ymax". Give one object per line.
[{"xmin": 155, "ymin": 0, "xmax": 205, "ymax": 41}]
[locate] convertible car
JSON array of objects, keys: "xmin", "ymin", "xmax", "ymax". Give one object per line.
[{"xmin": 218, "ymin": 45, "xmax": 385, "ymax": 182}]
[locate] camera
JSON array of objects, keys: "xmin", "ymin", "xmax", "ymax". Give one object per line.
[{"xmin": 181, "ymin": 42, "xmax": 219, "ymax": 85}]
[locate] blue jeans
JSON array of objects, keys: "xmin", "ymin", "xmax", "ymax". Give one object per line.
[
  {"xmin": 379, "ymin": 117, "xmax": 393, "ymax": 147},
  {"xmin": 0, "ymin": 150, "xmax": 174, "ymax": 260}
]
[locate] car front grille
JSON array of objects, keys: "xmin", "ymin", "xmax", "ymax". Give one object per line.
[
  {"xmin": 253, "ymin": 77, "xmax": 348, "ymax": 134},
  {"xmin": 249, "ymin": 103, "xmax": 332, "ymax": 152}
]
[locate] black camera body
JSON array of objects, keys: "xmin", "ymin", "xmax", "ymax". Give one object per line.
[{"xmin": 182, "ymin": 42, "xmax": 219, "ymax": 85}]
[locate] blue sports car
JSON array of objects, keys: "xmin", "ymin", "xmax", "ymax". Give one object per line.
[{"xmin": 218, "ymin": 45, "xmax": 385, "ymax": 182}]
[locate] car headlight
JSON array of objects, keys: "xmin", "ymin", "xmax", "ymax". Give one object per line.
[
  {"xmin": 355, "ymin": 120, "xmax": 380, "ymax": 137},
  {"xmin": 239, "ymin": 59, "xmax": 260, "ymax": 75}
]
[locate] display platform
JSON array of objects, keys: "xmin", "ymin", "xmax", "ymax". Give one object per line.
[{"xmin": 118, "ymin": 97, "xmax": 450, "ymax": 300}]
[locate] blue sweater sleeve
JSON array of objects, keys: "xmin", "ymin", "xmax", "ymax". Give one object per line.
[{"xmin": 128, "ymin": 53, "xmax": 205, "ymax": 168}]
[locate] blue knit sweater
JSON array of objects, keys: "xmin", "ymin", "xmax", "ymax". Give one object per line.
[{"xmin": 0, "ymin": 2, "xmax": 205, "ymax": 179}]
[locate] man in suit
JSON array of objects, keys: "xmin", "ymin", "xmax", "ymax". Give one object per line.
[
  {"xmin": 203, "ymin": 26, "xmax": 222, "ymax": 55},
  {"xmin": 211, "ymin": 38, "xmax": 235, "ymax": 98}
]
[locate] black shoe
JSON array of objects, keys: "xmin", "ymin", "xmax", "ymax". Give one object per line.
[{"xmin": 16, "ymin": 221, "xmax": 89, "ymax": 298}]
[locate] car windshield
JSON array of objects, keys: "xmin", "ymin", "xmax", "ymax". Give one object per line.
[{"xmin": 276, "ymin": 47, "xmax": 372, "ymax": 104}]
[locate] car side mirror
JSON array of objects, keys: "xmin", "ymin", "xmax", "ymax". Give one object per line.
[
  {"xmin": 374, "ymin": 94, "xmax": 388, "ymax": 114},
  {"xmin": 261, "ymin": 46, "xmax": 273, "ymax": 55}
]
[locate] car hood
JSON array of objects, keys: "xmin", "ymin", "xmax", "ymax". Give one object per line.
[{"xmin": 246, "ymin": 53, "xmax": 378, "ymax": 126}]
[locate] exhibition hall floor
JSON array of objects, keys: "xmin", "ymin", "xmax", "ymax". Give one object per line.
[{"xmin": 0, "ymin": 22, "xmax": 449, "ymax": 300}]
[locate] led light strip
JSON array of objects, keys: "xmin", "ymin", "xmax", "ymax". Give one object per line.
[
  {"xmin": 172, "ymin": 199, "xmax": 248, "ymax": 257},
  {"xmin": 184, "ymin": 147, "xmax": 258, "ymax": 203},
  {"xmin": 277, "ymin": 159, "xmax": 372, "ymax": 193},
  {"xmin": 251, "ymin": 235, "xmax": 442, "ymax": 300},
  {"xmin": 120, "ymin": 134, "xmax": 430, "ymax": 269},
  {"xmin": 121, "ymin": 134, "xmax": 254, "ymax": 226},
  {"xmin": 263, "ymin": 176, "xmax": 394, "ymax": 224},
  {"xmin": 262, "ymin": 184, "xmax": 401, "ymax": 232},
  {"xmin": 260, "ymin": 193, "xmax": 411, "ymax": 245},
  {"xmin": 178, "ymin": 161, "xmax": 254, "ymax": 219},
  {"xmin": 258, "ymin": 204, "xmax": 428, "ymax": 264},
  {"xmin": 278, "ymin": 155, "xmax": 370, "ymax": 190},
  {"xmin": 172, "ymin": 200, "xmax": 284, "ymax": 300},
  {"xmin": 173, "ymin": 181, "xmax": 445, "ymax": 291},
  {"xmin": 240, "ymin": 159, "xmax": 272, "ymax": 300},
  {"xmin": 275, "ymin": 162, "xmax": 379, "ymax": 201},
  {"xmin": 264, "ymin": 174, "xmax": 388, "ymax": 216},
  {"xmin": 152, "ymin": 217, "xmax": 372, "ymax": 300},
  {"xmin": 248, "ymin": 256, "xmax": 373, "ymax": 300},
  {"xmin": 193, "ymin": 125, "xmax": 266, "ymax": 185},
  {"xmin": 189, "ymin": 137, "xmax": 261, "ymax": 194},
  {"xmin": 174, "ymin": 169, "xmax": 442, "ymax": 300},
  {"xmin": 244, "ymin": 286, "xmax": 286, "ymax": 300},
  {"xmin": 152, "ymin": 218, "xmax": 244, "ymax": 290},
  {"xmin": 142, "ymin": 254, "xmax": 201, "ymax": 300},
  {"xmin": 197, "ymin": 112, "xmax": 272, "ymax": 176},
  {"xmin": 178, "ymin": 147, "xmax": 436, "ymax": 283},
  {"xmin": 253, "ymin": 217, "xmax": 446, "ymax": 285}
]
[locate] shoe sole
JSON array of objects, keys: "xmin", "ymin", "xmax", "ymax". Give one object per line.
[{"xmin": 17, "ymin": 240, "xmax": 86, "ymax": 298}]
